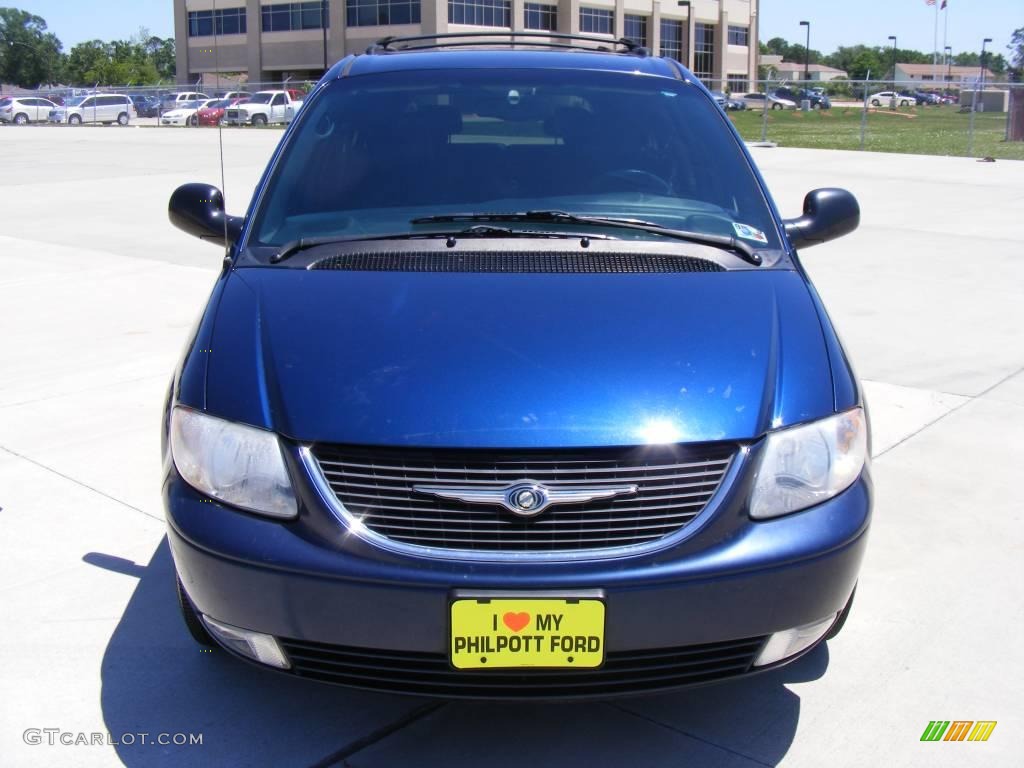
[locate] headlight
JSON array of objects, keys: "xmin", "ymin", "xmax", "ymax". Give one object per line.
[
  {"xmin": 170, "ymin": 406, "xmax": 297, "ymax": 519},
  {"xmin": 749, "ymin": 408, "xmax": 867, "ymax": 520}
]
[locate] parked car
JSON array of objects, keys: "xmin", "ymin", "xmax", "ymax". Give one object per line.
[
  {"xmin": 168, "ymin": 91, "xmax": 209, "ymax": 104},
  {"xmin": 223, "ymin": 90, "xmax": 303, "ymax": 126},
  {"xmin": 709, "ymin": 91, "xmax": 747, "ymax": 111},
  {"xmin": 49, "ymin": 94, "xmax": 136, "ymax": 125},
  {"xmin": 134, "ymin": 96, "xmax": 163, "ymax": 118},
  {"xmin": 774, "ymin": 87, "xmax": 831, "ymax": 110},
  {"xmin": 742, "ymin": 92, "xmax": 797, "ymax": 110},
  {"xmin": 160, "ymin": 99, "xmax": 219, "ymax": 127},
  {"xmin": 197, "ymin": 97, "xmax": 249, "ymax": 126},
  {"xmin": 0, "ymin": 96, "xmax": 58, "ymax": 124},
  {"xmin": 867, "ymin": 91, "xmax": 913, "ymax": 107},
  {"xmin": 165, "ymin": 33, "xmax": 869, "ymax": 699}
]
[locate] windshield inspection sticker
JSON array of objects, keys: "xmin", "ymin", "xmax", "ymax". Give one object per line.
[{"xmin": 733, "ymin": 223, "xmax": 769, "ymax": 244}]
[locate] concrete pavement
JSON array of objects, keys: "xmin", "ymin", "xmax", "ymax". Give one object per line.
[{"xmin": 0, "ymin": 127, "xmax": 1021, "ymax": 766}]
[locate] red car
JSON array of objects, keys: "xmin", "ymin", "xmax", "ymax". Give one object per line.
[{"xmin": 197, "ymin": 97, "xmax": 248, "ymax": 126}]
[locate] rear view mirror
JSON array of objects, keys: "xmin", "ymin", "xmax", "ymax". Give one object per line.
[
  {"xmin": 168, "ymin": 183, "xmax": 243, "ymax": 247},
  {"xmin": 783, "ymin": 188, "xmax": 860, "ymax": 250}
]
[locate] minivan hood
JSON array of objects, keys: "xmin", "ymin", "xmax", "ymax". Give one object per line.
[{"xmin": 203, "ymin": 268, "xmax": 834, "ymax": 448}]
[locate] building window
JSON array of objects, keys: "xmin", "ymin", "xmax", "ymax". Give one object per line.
[
  {"xmin": 623, "ymin": 15, "xmax": 648, "ymax": 47},
  {"xmin": 188, "ymin": 8, "xmax": 248, "ymax": 37},
  {"xmin": 694, "ymin": 22, "xmax": 715, "ymax": 80},
  {"xmin": 347, "ymin": 0, "xmax": 420, "ymax": 26},
  {"xmin": 727, "ymin": 25, "xmax": 748, "ymax": 47},
  {"xmin": 523, "ymin": 2, "xmax": 556, "ymax": 31},
  {"xmin": 727, "ymin": 74, "xmax": 748, "ymax": 93},
  {"xmin": 261, "ymin": 2, "xmax": 329, "ymax": 32},
  {"xmin": 448, "ymin": 0, "xmax": 511, "ymax": 27},
  {"xmin": 579, "ymin": 7, "xmax": 613, "ymax": 35},
  {"xmin": 659, "ymin": 18, "xmax": 683, "ymax": 62}
]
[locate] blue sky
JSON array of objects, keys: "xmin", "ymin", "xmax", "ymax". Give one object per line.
[{"xmin": 17, "ymin": 0, "xmax": 1021, "ymax": 59}]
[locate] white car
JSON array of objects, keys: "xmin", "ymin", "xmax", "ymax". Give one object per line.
[
  {"xmin": 867, "ymin": 92, "xmax": 914, "ymax": 107},
  {"xmin": 160, "ymin": 99, "xmax": 219, "ymax": 127},
  {"xmin": 168, "ymin": 91, "xmax": 209, "ymax": 104},
  {"xmin": 742, "ymin": 92, "xmax": 797, "ymax": 111},
  {"xmin": 49, "ymin": 94, "xmax": 136, "ymax": 125},
  {"xmin": 224, "ymin": 91, "xmax": 302, "ymax": 126},
  {"xmin": 0, "ymin": 96, "xmax": 59, "ymax": 124}
]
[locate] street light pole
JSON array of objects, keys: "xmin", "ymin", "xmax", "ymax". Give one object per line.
[
  {"xmin": 944, "ymin": 45, "xmax": 952, "ymax": 91},
  {"xmin": 799, "ymin": 21, "xmax": 810, "ymax": 87},
  {"xmin": 888, "ymin": 36, "xmax": 897, "ymax": 109},
  {"xmin": 677, "ymin": 1, "xmax": 693, "ymax": 72},
  {"xmin": 979, "ymin": 37, "xmax": 991, "ymax": 91},
  {"xmin": 321, "ymin": 0, "xmax": 328, "ymax": 73},
  {"xmin": 968, "ymin": 37, "xmax": 992, "ymax": 155}
]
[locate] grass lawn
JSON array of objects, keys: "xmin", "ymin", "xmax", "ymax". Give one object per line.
[{"xmin": 728, "ymin": 105, "xmax": 1024, "ymax": 161}]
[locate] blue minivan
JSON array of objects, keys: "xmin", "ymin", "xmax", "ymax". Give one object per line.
[{"xmin": 164, "ymin": 33, "xmax": 870, "ymax": 698}]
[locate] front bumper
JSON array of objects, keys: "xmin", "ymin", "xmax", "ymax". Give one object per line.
[
  {"xmin": 167, "ymin": 446, "xmax": 871, "ymax": 697},
  {"xmin": 161, "ymin": 116, "xmax": 188, "ymax": 126}
]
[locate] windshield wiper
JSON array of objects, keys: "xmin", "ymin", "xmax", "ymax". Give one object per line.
[
  {"xmin": 411, "ymin": 211, "xmax": 762, "ymax": 265},
  {"xmin": 269, "ymin": 225, "xmax": 607, "ymax": 264}
]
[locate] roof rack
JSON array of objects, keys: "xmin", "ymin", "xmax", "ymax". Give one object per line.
[{"xmin": 366, "ymin": 32, "xmax": 649, "ymax": 56}]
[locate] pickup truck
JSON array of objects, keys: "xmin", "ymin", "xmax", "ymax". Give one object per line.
[{"xmin": 224, "ymin": 90, "xmax": 303, "ymax": 126}]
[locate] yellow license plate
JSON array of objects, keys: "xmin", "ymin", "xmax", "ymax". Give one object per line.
[{"xmin": 450, "ymin": 597, "xmax": 605, "ymax": 670}]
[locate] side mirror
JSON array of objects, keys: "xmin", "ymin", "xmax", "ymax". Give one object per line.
[
  {"xmin": 783, "ymin": 188, "xmax": 860, "ymax": 250},
  {"xmin": 168, "ymin": 183, "xmax": 244, "ymax": 247}
]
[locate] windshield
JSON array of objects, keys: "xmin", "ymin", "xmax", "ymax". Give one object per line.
[
  {"xmin": 66, "ymin": 96, "xmax": 86, "ymax": 107},
  {"xmin": 248, "ymin": 93, "xmax": 274, "ymax": 104},
  {"xmin": 251, "ymin": 68, "xmax": 780, "ymax": 250},
  {"xmin": 211, "ymin": 99, "xmax": 232, "ymax": 108}
]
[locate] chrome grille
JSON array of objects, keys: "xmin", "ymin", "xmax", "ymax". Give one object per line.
[{"xmin": 309, "ymin": 444, "xmax": 735, "ymax": 553}]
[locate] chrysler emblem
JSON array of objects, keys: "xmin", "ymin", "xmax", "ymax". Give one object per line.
[{"xmin": 413, "ymin": 481, "xmax": 638, "ymax": 518}]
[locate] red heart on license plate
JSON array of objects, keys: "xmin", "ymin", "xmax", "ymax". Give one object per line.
[{"xmin": 503, "ymin": 612, "xmax": 530, "ymax": 632}]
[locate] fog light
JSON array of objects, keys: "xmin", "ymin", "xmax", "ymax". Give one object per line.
[
  {"xmin": 753, "ymin": 613, "xmax": 838, "ymax": 667},
  {"xmin": 202, "ymin": 616, "xmax": 291, "ymax": 669}
]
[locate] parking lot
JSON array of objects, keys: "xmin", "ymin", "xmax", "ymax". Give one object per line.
[{"xmin": 0, "ymin": 126, "xmax": 1022, "ymax": 767}]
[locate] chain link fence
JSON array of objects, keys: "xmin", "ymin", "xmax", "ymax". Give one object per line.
[
  {"xmin": 0, "ymin": 78, "xmax": 312, "ymax": 127},
  {"xmin": 4, "ymin": 76, "xmax": 1023, "ymax": 159},
  {"xmin": 701, "ymin": 78, "xmax": 1023, "ymax": 160}
]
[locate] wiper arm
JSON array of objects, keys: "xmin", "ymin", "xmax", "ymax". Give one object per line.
[
  {"xmin": 411, "ymin": 211, "xmax": 762, "ymax": 265},
  {"xmin": 269, "ymin": 226, "xmax": 605, "ymax": 264}
]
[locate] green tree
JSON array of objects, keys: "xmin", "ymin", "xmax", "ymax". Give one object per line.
[
  {"xmin": 1010, "ymin": 27, "xmax": 1024, "ymax": 67},
  {"xmin": 825, "ymin": 46, "xmax": 884, "ymax": 81},
  {"xmin": 144, "ymin": 36, "xmax": 175, "ymax": 81},
  {"xmin": 0, "ymin": 7, "xmax": 63, "ymax": 87},
  {"xmin": 954, "ymin": 51, "xmax": 1007, "ymax": 75},
  {"xmin": 64, "ymin": 36, "xmax": 165, "ymax": 86}
]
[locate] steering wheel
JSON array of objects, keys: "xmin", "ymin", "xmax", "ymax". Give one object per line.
[{"xmin": 599, "ymin": 169, "xmax": 672, "ymax": 195}]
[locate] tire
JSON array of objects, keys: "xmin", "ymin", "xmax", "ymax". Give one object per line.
[
  {"xmin": 772, "ymin": 103, "xmax": 783, "ymax": 111},
  {"xmin": 176, "ymin": 575, "xmax": 215, "ymax": 646},
  {"xmin": 14, "ymin": 113, "xmax": 28, "ymax": 125},
  {"xmin": 189, "ymin": 114, "xmax": 198, "ymax": 127},
  {"xmin": 68, "ymin": 114, "xmax": 82, "ymax": 125},
  {"xmin": 900, "ymin": 100, "xmax": 909, "ymax": 107},
  {"xmin": 117, "ymin": 112, "xmax": 129, "ymax": 126},
  {"xmin": 252, "ymin": 114, "xmax": 267, "ymax": 127},
  {"xmin": 826, "ymin": 585, "xmax": 856, "ymax": 640}
]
